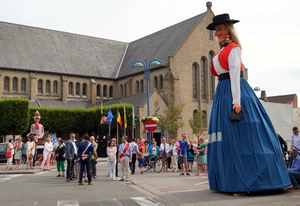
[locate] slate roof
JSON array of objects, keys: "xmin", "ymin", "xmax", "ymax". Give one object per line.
[
  {"xmin": 266, "ymin": 94, "xmax": 297, "ymax": 104},
  {"xmin": 0, "ymin": 22, "xmax": 128, "ymax": 78},
  {"xmin": 103, "ymin": 92, "xmax": 151, "ymax": 109},
  {"xmin": 29, "ymin": 99, "xmax": 101, "ymax": 109},
  {"xmin": 116, "ymin": 13, "xmax": 205, "ymax": 78}
]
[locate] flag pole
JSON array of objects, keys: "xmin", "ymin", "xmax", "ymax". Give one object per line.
[
  {"xmin": 124, "ymin": 104, "xmax": 126, "ymax": 136},
  {"xmin": 132, "ymin": 106, "xmax": 134, "ymax": 139},
  {"xmin": 117, "ymin": 105, "xmax": 119, "ymax": 146},
  {"xmin": 109, "ymin": 105, "xmax": 111, "ymax": 140}
]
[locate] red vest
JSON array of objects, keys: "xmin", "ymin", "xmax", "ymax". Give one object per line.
[{"xmin": 211, "ymin": 42, "xmax": 244, "ymax": 77}]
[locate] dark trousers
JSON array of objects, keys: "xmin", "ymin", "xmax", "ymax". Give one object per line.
[
  {"xmin": 167, "ymin": 157, "xmax": 171, "ymax": 168},
  {"xmin": 116, "ymin": 146, "xmax": 119, "ymax": 176},
  {"xmin": 288, "ymin": 171, "xmax": 300, "ymax": 187},
  {"xmin": 79, "ymin": 159, "xmax": 91, "ymax": 183},
  {"xmin": 66, "ymin": 159, "xmax": 74, "ymax": 180},
  {"xmin": 91, "ymin": 159, "xmax": 96, "ymax": 177},
  {"xmin": 33, "ymin": 149, "xmax": 37, "ymax": 167},
  {"xmin": 130, "ymin": 154, "xmax": 137, "ymax": 174}
]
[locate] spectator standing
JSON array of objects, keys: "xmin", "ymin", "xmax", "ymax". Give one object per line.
[
  {"xmin": 196, "ymin": 138, "xmax": 207, "ymax": 176},
  {"xmin": 25, "ymin": 135, "xmax": 35, "ymax": 169},
  {"xmin": 97, "ymin": 113, "xmax": 109, "ymax": 157},
  {"xmin": 290, "ymin": 127, "xmax": 300, "ymax": 166},
  {"xmin": 137, "ymin": 139, "xmax": 144, "ymax": 154},
  {"xmin": 130, "ymin": 138, "xmax": 139, "ymax": 175},
  {"xmin": 73, "ymin": 137, "xmax": 81, "ymax": 179},
  {"xmin": 167, "ymin": 139, "xmax": 172, "ymax": 169},
  {"xmin": 170, "ymin": 140, "xmax": 178, "ymax": 172},
  {"xmin": 118, "ymin": 136, "xmax": 132, "ymax": 182},
  {"xmin": 148, "ymin": 141, "xmax": 160, "ymax": 172},
  {"xmin": 90, "ymin": 136, "xmax": 98, "ymax": 179},
  {"xmin": 111, "ymin": 138, "xmax": 119, "ymax": 177},
  {"xmin": 78, "ymin": 135, "xmax": 94, "ymax": 185},
  {"xmin": 144, "ymin": 141, "xmax": 149, "ymax": 153},
  {"xmin": 160, "ymin": 137, "xmax": 170, "ymax": 172},
  {"xmin": 55, "ymin": 140, "xmax": 66, "ymax": 177},
  {"xmin": 65, "ymin": 133, "xmax": 77, "ymax": 182},
  {"xmin": 14, "ymin": 137, "xmax": 25, "ymax": 170},
  {"xmin": 107, "ymin": 141, "xmax": 117, "ymax": 180},
  {"xmin": 178, "ymin": 134, "xmax": 189, "ymax": 176},
  {"xmin": 187, "ymin": 141, "xmax": 194, "ymax": 172},
  {"xmin": 276, "ymin": 132, "xmax": 287, "ymax": 157},
  {"xmin": 40, "ymin": 138, "xmax": 53, "ymax": 171},
  {"xmin": 288, "ymin": 149, "xmax": 300, "ymax": 189},
  {"xmin": 5, "ymin": 139, "xmax": 14, "ymax": 170}
]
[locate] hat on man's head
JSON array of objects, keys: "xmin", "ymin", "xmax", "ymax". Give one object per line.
[
  {"xmin": 206, "ymin": 13, "xmax": 239, "ymax": 30},
  {"xmin": 101, "ymin": 113, "xmax": 108, "ymax": 117}
]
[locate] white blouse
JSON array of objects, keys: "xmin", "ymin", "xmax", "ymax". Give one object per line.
[
  {"xmin": 160, "ymin": 143, "xmax": 170, "ymax": 153},
  {"xmin": 213, "ymin": 46, "xmax": 242, "ymax": 105},
  {"xmin": 43, "ymin": 142, "xmax": 53, "ymax": 155}
]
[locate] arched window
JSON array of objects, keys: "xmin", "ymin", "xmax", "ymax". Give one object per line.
[
  {"xmin": 201, "ymin": 58, "xmax": 206, "ymax": 100},
  {"xmin": 21, "ymin": 78, "xmax": 26, "ymax": 92},
  {"xmin": 97, "ymin": 84, "xmax": 101, "ymax": 97},
  {"xmin": 136, "ymin": 81, "xmax": 139, "ymax": 94},
  {"xmin": 69, "ymin": 82, "xmax": 73, "ymax": 96},
  {"xmin": 4, "ymin": 77, "xmax": 9, "ymax": 91},
  {"xmin": 193, "ymin": 109, "xmax": 198, "ymax": 118},
  {"xmin": 46, "ymin": 80, "xmax": 50, "ymax": 94},
  {"xmin": 124, "ymin": 84, "xmax": 127, "ymax": 97},
  {"xmin": 38, "ymin": 80, "xmax": 43, "ymax": 94},
  {"xmin": 103, "ymin": 85, "xmax": 107, "ymax": 97},
  {"xmin": 82, "ymin": 83, "xmax": 87, "ymax": 96},
  {"xmin": 159, "ymin": 75, "xmax": 163, "ymax": 90},
  {"xmin": 120, "ymin": 84, "xmax": 123, "ymax": 97},
  {"xmin": 109, "ymin": 86, "xmax": 113, "ymax": 98},
  {"xmin": 140, "ymin": 80, "xmax": 144, "ymax": 93},
  {"xmin": 192, "ymin": 64, "xmax": 197, "ymax": 99},
  {"xmin": 209, "ymin": 51, "xmax": 215, "ymax": 100},
  {"xmin": 153, "ymin": 76, "xmax": 158, "ymax": 89},
  {"xmin": 13, "ymin": 77, "xmax": 18, "ymax": 92},
  {"xmin": 75, "ymin": 83, "xmax": 80, "ymax": 96},
  {"xmin": 53, "ymin": 81, "xmax": 58, "ymax": 94}
]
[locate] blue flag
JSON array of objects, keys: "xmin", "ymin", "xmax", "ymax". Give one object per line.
[{"xmin": 106, "ymin": 108, "xmax": 114, "ymax": 123}]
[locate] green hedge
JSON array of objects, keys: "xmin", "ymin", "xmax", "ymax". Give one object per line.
[{"xmin": 0, "ymin": 98, "xmax": 30, "ymax": 136}]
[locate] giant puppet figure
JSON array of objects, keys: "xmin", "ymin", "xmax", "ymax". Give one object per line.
[
  {"xmin": 96, "ymin": 113, "xmax": 109, "ymax": 157},
  {"xmin": 205, "ymin": 14, "xmax": 291, "ymax": 192},
  {"xmin": 28, "ymin": 110, "xmax": 44, "ymax": 167}
]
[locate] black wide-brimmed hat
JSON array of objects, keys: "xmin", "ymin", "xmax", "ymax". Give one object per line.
[
  {"xmin": 101, "ymin": 113, "xmax": 108, "ymax": 117},
  {"xmin": 206, "ymin": 13, "xmax": 239, "ymax": 30}
]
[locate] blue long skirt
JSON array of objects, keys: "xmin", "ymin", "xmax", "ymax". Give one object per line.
[{"xmin": 207, "ymin": 77, "xmax": 291, "ymax": 192}]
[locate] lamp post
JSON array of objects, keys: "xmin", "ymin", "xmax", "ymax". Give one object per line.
[{"xmin": 132, "ymin": 59, "xmax": 163, "ymax": 143}]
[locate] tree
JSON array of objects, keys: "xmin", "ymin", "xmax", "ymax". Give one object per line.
[
  {"xmin": 0, "ymin": 98, "xmax": 30, "ymax": 140},
  {"xmin": 188, "ymin": 110, "xmax": 207, "ymax": 139},
  {"xmin": 158, "ymin": 92, "xmax": 185, "ymax": 139}
]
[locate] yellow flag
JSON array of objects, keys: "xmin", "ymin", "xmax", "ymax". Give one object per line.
[
  {"xmin": 100, "ymin": 107, "xmax": 103, "ymax": 125},
  {"xmin": 124, "ymin": 105, "xmax": 127, "ymax": 129}
]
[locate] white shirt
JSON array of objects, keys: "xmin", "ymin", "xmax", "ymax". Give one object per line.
[
  {"xmin": 130, "ymin": 142, "xmax": 139, "ymax": 154},
  {"xmin": 170, "ymin": 145, "xmax": 178, "ymax": 157},
  {"xmin": 160, "ymin": 143, "xmax": 170, "ymax": 153},
  {"xmin": 43, "ymin": 142, "xmax": 53, "ymax": 155},
  {"xmin": 119, "ymin": 142, "xmax": 132, "ymax": 157},
  {"xmin": 292, "ymin": 134, "xmax": 300, "ymax": 151},
  {"xmin": 213, "ymin": 45, "xmax": 242, "ymax": 105}
]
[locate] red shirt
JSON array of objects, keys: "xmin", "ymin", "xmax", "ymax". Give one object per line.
[{"xmin": 137, "ymin": 143, "xmax": 144, "ymax": 153}]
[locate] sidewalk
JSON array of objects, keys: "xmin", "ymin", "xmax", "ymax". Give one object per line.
[{"xmin": 0, "ymin": 157, "xmax": 107, "ymax": 175}]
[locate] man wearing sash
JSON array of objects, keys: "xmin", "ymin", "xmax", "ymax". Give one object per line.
[
  {"xmin": 78, "ymin": 135, "xmax": 94, "ymax": 185},
  {"xmin": 130, "ymin": 138, "xmax": 139, "ymax": 175},
  {"xmin": 118, "ymin": 136, "xmax": 132, "ymax": 182}
]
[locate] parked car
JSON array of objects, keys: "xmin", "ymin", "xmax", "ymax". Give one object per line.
[{"xmin": 0, "ymin": 142, "xmax": 44, "ymax": 164}]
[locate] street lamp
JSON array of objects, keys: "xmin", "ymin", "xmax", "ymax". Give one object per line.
[{"xmin": 132, "ymin": 59, "xmax": 163, "ymax": 143}]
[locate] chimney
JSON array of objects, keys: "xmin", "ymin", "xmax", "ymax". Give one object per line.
[
  {"xmin": 206, "ymin": 1, "xmax": 212, "ymax": 10},
  {"xmin": 261, "ymin": 90, "xmax": 266, "ymax": 100}
]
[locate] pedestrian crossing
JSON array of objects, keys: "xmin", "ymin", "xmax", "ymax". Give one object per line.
[
  {"xmin": 13, "ymin": 197, "xmax": 165, "ymax": 206},
  {"xmin": 0, "ymin": 174, "xmax": 23, "ymax": 182}
]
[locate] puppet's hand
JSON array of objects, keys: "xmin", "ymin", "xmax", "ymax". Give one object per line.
[{"xmin": 233, "ymin": 104, "xmax": 241, "ymax": 113}]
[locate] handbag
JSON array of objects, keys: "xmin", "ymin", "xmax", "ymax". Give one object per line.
[
  {"xmin": 28, "ymin": 153, "xmax": 33, "ymax": 160},
  {"xmin": 169, "ymin": 149, "xmax": 173, "ymax": 156},
  {"xmin": 108, "ymin": 153, "xmax": 116, "ymax": 163},
  {"xmin": 6, "ymin": 151, "xmax": 12, "ymax": 158},
  {"xmin": 229, "ymin": 112, "xmax": 243, "ymax": 121}
]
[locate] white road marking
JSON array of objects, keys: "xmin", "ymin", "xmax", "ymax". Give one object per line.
[
  {"xmin": 195, "ymin": 181, "xmax": 209, "ymax": 185},
  {"xmin": 292, "ymin": 195, "xmax": 300, "ymax": 199},
  {"xmin": 131, "ymin": 197, "xmax": 164, "ymax": 206},
  {"xmin": 112, "ymin": 198, "xmax": 123, "ymax": 206},
  {"xmin": 57, "ymin": 200, "xmax": 79, "ymax": 206},
  {"xmin": 37, "ymin": 171, "xmax": 50, "ymax": 175},
  {"xmin": 168, "ymin": 189, "xmax": 203, "ymax": 193},
  {"xmin": 0, "ymin": 174, "xmax": 23, "ymax": 182}
]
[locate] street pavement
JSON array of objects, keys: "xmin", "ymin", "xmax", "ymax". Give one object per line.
[{"xmin": 1, "ymin": 160, "xmax": 300, "ymax": 206}]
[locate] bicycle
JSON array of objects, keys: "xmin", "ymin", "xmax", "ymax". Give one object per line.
[{"xmin": 142, "ymin": 153, "xmax": 163, "ymax": 173}]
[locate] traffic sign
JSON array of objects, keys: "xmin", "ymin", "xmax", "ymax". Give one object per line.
[{"xmin": 145, "ymin": 120, "xmax": 157, "ymax": 132}]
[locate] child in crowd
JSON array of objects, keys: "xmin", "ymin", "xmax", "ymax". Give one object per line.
[
  {"xmin": 175, "ymin": 137, "xmax": 182, "ymax": 157},
  {"xmin": 193, "ymin": 139, "xmax": 200, "ymax": 159},
  {"xmin": 138, "ymin": 153, "xmax": 146, "ymax": 174}
]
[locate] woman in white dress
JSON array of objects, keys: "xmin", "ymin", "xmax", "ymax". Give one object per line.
[
  {"xmin": 170, "ymin": 140, "xmax": 178, "ymax": 172},
  {"xmin": 159, "ymin": 138, "xmax": 170, "ymax": 172},
  {"xmin": 25, "ymin": 135, "xmax": 35, "ymax": 169},
  {"xmin": 40, "ymin": 138, "xmax": 53, "ymax": 171},
  {"xmin": 5, "ymin": 139, "xmax": 14, "ymax": 170}
]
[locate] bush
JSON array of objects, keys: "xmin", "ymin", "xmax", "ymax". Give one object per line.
[{"xmin": 0, "ymin": 98, "xmax": 30, "ymax": 137}]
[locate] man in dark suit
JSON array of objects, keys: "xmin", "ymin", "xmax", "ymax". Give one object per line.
[
  {"xmin": 78, "ymin": 135, "xmax": 94, "ymax": 185},
  {"xmin": 65, "ymin": 133, "xmax": 77, "ymax": 182},
  {"xmin": 97, "ymin": 113, "xmax": 109, "ymax": 157}
]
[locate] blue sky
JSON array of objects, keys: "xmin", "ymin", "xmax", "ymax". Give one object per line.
[{"xmin": 1, "ymin": 0, "xmax": 299, "ymax": 106}]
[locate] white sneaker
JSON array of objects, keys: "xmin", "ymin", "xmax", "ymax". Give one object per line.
[
  {"xmin": 108, "ymin": 178, "xmax": 111, "ymax": 180},
  {"xmin": 112, "ymin": 178, "xmax": 116, "ymax": 181}
]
